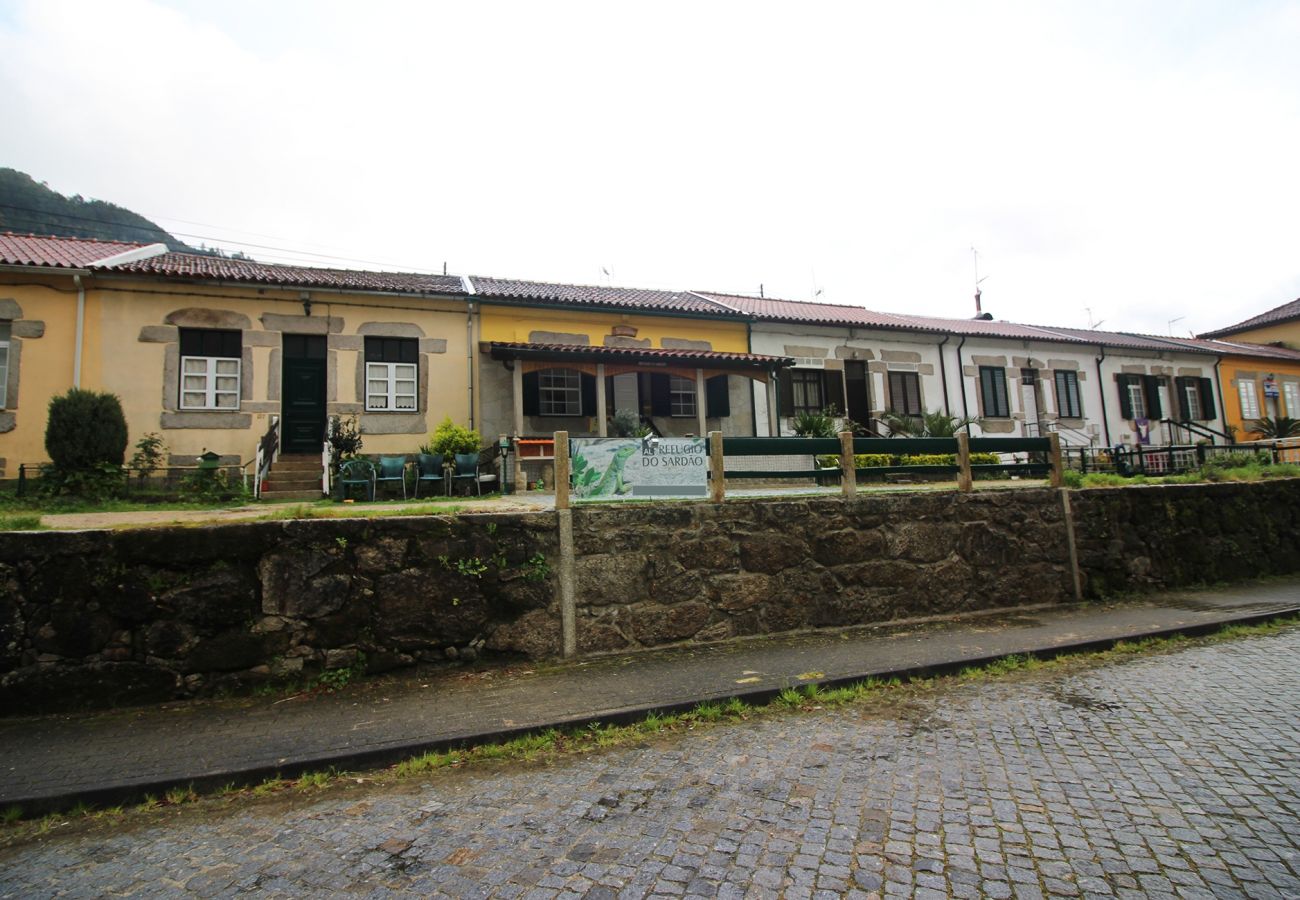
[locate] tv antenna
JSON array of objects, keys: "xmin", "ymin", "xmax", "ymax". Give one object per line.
[
  {"xmin": 1085, "ymin": 307, "xmax": 1105, "ymax": 330},
  {"xmin": 1167, "ymin": 316, "xmax": 1185, "ymax": 336},
  {"xmin": 971, "ymin": 246, "xmax": 990, "ymax": 316}
]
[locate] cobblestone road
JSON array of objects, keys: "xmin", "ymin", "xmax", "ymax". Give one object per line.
[{"xmin": 3, "ymin": 630, "xmax": 1299, "ymax": 899}]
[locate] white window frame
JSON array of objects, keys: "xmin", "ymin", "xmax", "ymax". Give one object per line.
[
  {"xmin": 180, "ymin": 355, "xmax": 241, "ymax": 410},
  {"xmin": 539, "ymin": 368, "xmax": 581, "ymax": 417},
  {"xmin": 1284, "ymin": 382, "xmax": 1300, "ymax": 418},
  {"xmin": 669, "ymin": 375, "xmax": 697, "ymax": 417},
  {"xmin": 1182, "ymin": 382, "xmax": 1203, "ymax": 421},
  {"xmin": 1126, "ymin": 382, "xmax": 1147, "ymax": 419},
  {"xmin": 1238, "ymin": 380, "xmax": 1260, "ymax": 420},
  {"xmin": 366, "ymin": 362, "xmax": 417, "ymax": 411}
]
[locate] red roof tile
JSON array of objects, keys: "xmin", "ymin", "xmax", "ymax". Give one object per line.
[
  {"xmin": 487, "ymin": 341, "xmax": 791, "ymax": 368},
  {"xmin": 471, "ymin": 277, "xmax": 735, "ymax": 315},
  {"xmin": 0, "ymin": 232, "xmax": 146, "ymax": 268},
  {"xmin": 112, "ymin": 252, "xmax": 466, "ymax": 294},
  {"xmin": 1200, "ymin": 298, "xmax": 1300, "ymax": 338}
]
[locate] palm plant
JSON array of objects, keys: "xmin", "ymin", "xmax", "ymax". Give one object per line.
[
  {"xmin": 1249, "ymin": 416, "xmax": 1300, "ymax": 438},
  {"xmin": 881, "ymin": 409, "xmax": 978, "ymax": 437}
]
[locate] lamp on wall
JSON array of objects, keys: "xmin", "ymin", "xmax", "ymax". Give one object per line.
[{"xmin": 300, "ymin": 291, "xmax": 312, "ymax": 316}]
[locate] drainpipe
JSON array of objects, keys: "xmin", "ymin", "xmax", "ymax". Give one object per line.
[
  {"xmin": 1213, "ymin": 356, "xmax": 1226, "ymax": 444},
  {"xmin": 955, "ymin": 335, "xmax": 969, "ymax": 419},
  {"xmin": 937, "ymin": 335, "xmax": 951, "ymax": 415},
  {"xmin": 73, "ymin": 274, "xmax": 85, "ymax": 388},
  {"xmin": 1095, "ymin": 345, "xmax": 1111, "ymax": 446},
  {"xmin": 466, "ymin": 301, "xmax": 476, "ymax": 429}
]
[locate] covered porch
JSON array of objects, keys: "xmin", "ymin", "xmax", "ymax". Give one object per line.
[{"xmin": 482, "ymin": 341, "xmax": 793, "ymax": 490}]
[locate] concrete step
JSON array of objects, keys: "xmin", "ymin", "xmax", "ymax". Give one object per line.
[
  {"xmin": 270, "ymin": 455, "xmax": 323, "ymax": 472},
  {"xmin": 259, "ymin": 489, "xmax": 324, "ymax": 501},
  {"xmin": 260, "ymin": 473, "xmax": 321, "ymax": 489}
]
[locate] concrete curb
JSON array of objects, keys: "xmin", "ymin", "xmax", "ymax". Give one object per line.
[{"xmin": 11, "ymin": 604, "xmax": 1298, "ymax": 817}]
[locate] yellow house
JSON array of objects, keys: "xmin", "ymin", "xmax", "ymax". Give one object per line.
[
  {"xmin": 1200, "ymin": 300, "xmax": 1300, "ymax": 436},
  {"xmin": 467, "ymin": 276, "xmax": 784, "ymax": 444},
  {"xmin": 0, "ymin": 233, "xmax": 470, "ymax": 493},
  {"xmin": 0, "ymin": 234, "xmax": 790, "ymax": 496}
]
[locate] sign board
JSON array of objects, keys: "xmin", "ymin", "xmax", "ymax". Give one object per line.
[{"xmin": 570, "ymin": 437, "xmax": 708, "ymax": 501}]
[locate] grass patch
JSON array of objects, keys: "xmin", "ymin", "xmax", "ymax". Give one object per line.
[{"xmin": 0, "ymin": 513, "xmax": 44, "ymax": 531}]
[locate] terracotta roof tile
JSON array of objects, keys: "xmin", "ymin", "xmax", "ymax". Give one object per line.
[
  {"xmin": 1200, "ymin": 298, "xmax": 1300, "ymax": 338},
  {"xmin": 112, "ymin": 252, "xmax": 466, "ymax": 294},
  {"xmin": 487, "ymin": 341, "xmax": 790, "ymax": 367},
  {"xmin": 471, "ymin": 277, "xmax": 735, "ymax": 315},
  {"xmin": 0, "ymin": 231, "xmax": 146, "ymax": 268}
]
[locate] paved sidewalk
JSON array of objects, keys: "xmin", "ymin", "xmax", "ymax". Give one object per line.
[{"xmin": 2, "ymin": 579, "xmax": 1298, "ymax": 814}]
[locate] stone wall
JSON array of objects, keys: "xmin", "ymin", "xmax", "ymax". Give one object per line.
[
  {"xmin": 0, "ymin": 514, "xmax": 559, "ymax": 712},
  {"xmin": 1070, "ymin": 480, "xmax": 1300, "ymax": 597},
  {"xmin": 3, "ymin": 479, "xmax": 1299, "ymax": 713},
  {"xmin": 570, "ymin": 491, "xmax": 1075, "ymax": 653}
]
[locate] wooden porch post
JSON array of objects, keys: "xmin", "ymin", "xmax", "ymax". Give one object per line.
[
  {"xmin": 512, "ymin": 364, "xmax": 525, "ymax": 494},
  {"xmin": 766, "ymin": 374, "xmax": 779, "ymax": 437},
  {"xmin": 596, "ymin": 363, "xmax": 607, "ymax": 436},
  {"xmin": 695, "ymin": 367, "xmax": 707, "ymax": 436}
]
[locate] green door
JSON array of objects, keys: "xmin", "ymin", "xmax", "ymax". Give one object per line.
[{"xmin": 282, "ymin": 335, "xmax": 327, "ymax": 454}]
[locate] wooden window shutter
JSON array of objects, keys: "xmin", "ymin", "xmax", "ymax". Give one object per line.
[
  {"xmin": 705, "ymin": 374, "xmax": 730, "ymax": 418},
  {"xmin": 580, "ymin": 373, "xmax": 597, "ymax": 416},
  {"xmin": 650, "ymin": 373, "xmax": 672, "ymax": 416},
  {"xmin": 824, "ymin": 371, "xmax": 845, "ymax": 415},
  {"xmin": 777, "ymin": 369, "xmax": 795, "ymax": 416},
  {"xmin": 1117, "ymin": 375, "xmax": 1134, "ymax": 419},
  {"xmin": 1198, "ymin": 377, "xmax": 1216, "ymax": 420},
  {"xmin": 1142, "ymin": 375, "xmax": 1163, "ymax": 418},
  {"xmin": 522, "ymin": 371, "xmax": 540, "ymax": 416}
]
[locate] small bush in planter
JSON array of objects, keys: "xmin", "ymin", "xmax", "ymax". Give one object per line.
[{"xmin": 423, "ymin": 416, "xmax": 482, "ymax": 456}]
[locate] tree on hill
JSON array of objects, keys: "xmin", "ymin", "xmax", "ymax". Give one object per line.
[{"xmin": 0, "ymin": 167, "xmax": 219, "ymax": 255}]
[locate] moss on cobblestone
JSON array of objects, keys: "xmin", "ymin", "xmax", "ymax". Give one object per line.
[{"xmin": 3, "ymin": 613, "xmax": 1297, "ymax": 842}]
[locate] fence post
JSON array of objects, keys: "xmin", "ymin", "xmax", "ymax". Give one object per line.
[
  {"xmin": 956, "ymin": 432, "xmax": 973, "ymax": 492},
  {"xmin": 553, "ymin": 431, "xmax": 570, "ymax": 510},
  {"xmin": 1048, "ymin": 432, "xmax": 1063, "ymax": 488},
  {"xmin": 839, "ymin": 431, "xmax": 856, "ymax": 497},
  {"xmin": 709, "ymin": 431, "xmax": 725, "ymax": 503}
]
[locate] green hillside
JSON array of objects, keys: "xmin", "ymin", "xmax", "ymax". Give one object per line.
[{"xmin": 0, "ymin": 168, "xmax": 205, "ymax": 253}]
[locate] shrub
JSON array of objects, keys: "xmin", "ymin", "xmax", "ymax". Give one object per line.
[
  {"xmin": 608, "ymin": 409, "xmax": 650, "ymax": 438},
  {"xmin": 128, "ymin": 432, "xmax": 168, "ymax": 481},
  {"xmin": 424, "ymin": 416, "xmax": 482, "ymax": 456},
  {"xmin": 327, "ymin": 415, "xmax": 364, "ymax": 468},
  {"xmin": 1061, "ymin": 469, "xmax": 1083, "ymax": 489},
  {"xmin": 1250, "ymin": 416, "xmax": 1300, "ymax": 438},
  {"xmin": 792, "ymin": 408, "xmax": 839, "ymax": 438},
  {"xmin": 45, "ymin": 389, "xmax": 128, "ymax": 469}
]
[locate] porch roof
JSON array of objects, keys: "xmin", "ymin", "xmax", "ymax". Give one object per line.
[{"xmin": 485, "ymin": 341, "xmax": 794, "ymax": 372}]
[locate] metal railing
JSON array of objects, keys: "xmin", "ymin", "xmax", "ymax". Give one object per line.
[
  {"xmin": 1063, "ymin": 441, "xmax": 1298, "ymax": 476},
  {"xmin": 253, "ymin": 415, "xmax": 279, "ymax": 499}
]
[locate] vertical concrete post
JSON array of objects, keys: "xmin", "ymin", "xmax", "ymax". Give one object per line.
[
  {"xmin": 553, "ymin": 431, "xmax": 570, "ymax": 510},
  {"xmin": 709, "ymin": 430, "xmax": 725, "ymax": 503},
  {"xmin": 596, "ymin": 363, "xmax": 607, "ymax": 436},
  {"xmin": 839, "ymin": 430, "xmax": 857, "ymax": 497},
  {"xmin": 557, "ymin": 507, "xmax": 577, "ymax": 657},
  {"xmin": 1048, "ymin": 432, "xmax": 1064, "ymax": 488},
  {"xmin": 1059, "ymin": 488, "xmax": 1083, "ymax": 601},
  {"xmin": 956, "ymin": 432, "xmax": 973, "ymax": 492},
  {"xmin": 695, "ymin": 367, "xmax": 707, "ymax": 437}
]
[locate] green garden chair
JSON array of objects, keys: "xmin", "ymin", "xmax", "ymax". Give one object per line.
[
  {"xmin": 337, "ymin": 458, "xmax": 375, "ymax": 501},
  {"xmin": 414, "ymin": 453, "xmax": 446, "ymax": 498},
  {"xmin": 375, "ymin": 455, "xmax": 409, "ymax": 500}
]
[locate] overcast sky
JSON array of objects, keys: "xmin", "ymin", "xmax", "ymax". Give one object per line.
[{"xmin": 2, "ymin": 0, "xmax": 1298, "ymax": 337}]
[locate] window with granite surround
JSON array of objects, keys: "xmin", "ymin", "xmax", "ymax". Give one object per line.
[{"xmin": 364, "ymin": 336, "xmax": 418, "ymax": 411}]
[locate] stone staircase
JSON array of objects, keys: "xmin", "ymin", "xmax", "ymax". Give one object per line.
[{"xmin": 259, "ymin": 454, "xmax": 324, "ymax": 502}]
